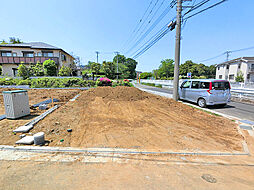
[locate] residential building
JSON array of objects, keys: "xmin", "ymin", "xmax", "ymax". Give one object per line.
[
  {"xmin": 216, "ymin": 57, "xmax": 254, "ymax": 83},
  {"xmin": 0, "ymin": 42, "xmax": 75, "ymax": 77}
]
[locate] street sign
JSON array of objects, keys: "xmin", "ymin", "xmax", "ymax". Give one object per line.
[{"xmin": 187, "ymin": 72, "xmax": 192, "ymax": 78}]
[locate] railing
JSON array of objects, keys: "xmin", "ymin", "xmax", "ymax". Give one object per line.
[{"xmin": 0, "ymin": 56, "xmax": 59, "ymax": 64}]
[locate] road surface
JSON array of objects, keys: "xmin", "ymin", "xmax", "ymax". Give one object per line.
[{"xmin": 135, "ymin": 83, "xmax": 254, "ymax": 122}]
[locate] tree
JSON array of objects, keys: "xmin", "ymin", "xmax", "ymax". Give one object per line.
[
  {"xmin": 18, "ymin": 64, "xmax": 31, "ymax": 79},
  {"xmin": 9, "ymin": 37, "xmax": 22, "ymax": 44},
  {"xmin": 125, "ymin": 58, "xmax": 138, "ymax": 79},
  {"xmin": 58, "ymin": 65, "xmax": 72, "ymax": 76},
  {"xmin": 157, "ymin": 59, "xmax": 174, "ymax": 78},
  {"xmin": 113, "ymin": 54, "xmax": 126, "ymax": 65},
  {"xmin": 30, "ymin": 62, "xmax": 44, "ymax": 76},
  {"xmin": 152, "ymin": 69, "xmax": 159, "ymax": 79},
  {"xmin": 91, "ymin": 62, "xmax": 101, "ymax": 74},
  {"xmin": 102, "ymin": 61, "xmax": 115, "ymax": 79},
  {"xmin": 0, "ymin": 65, "xmax": 2, "ymax": 75},
  {"xmin": 0, "ymin": 40, "xmax": 7, "ymax": 44},
  {"xmin": 43, "ymin": 59, "xmax": 57, "ymax": 76},
  {"xmin": 235, "ymin": 71, "xmax": 244, "ymax": 82},
  {"xmin": 140, "ymin": 72, "xmax": 152, "ymax": 79}
]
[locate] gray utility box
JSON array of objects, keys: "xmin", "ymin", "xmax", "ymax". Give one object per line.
[{"xmin": 2, "ymin": 90, "xmax": 30, "ymax": 119}]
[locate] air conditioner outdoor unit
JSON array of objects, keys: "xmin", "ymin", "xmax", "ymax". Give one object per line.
[{"xmin": 2, "ymin": 90, "xmax": 30, "ymax": 119}]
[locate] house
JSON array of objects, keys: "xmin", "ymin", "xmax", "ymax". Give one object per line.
[
  {"xmin": 0, "ymin": 42, "xmax": 75, "ymax": 77},
  {"xmin": 216, "ymin": 57, "xmax": 254, "ymax": 83}
]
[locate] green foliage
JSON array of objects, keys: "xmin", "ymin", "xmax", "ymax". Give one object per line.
[
  {"xmin": 43, "ymin": 59, "xmax": 57, "ymax": 76},
  {"xmin": 102, "ymin": 61, "xmax": 116, "ymax": 79},
  {"xmin": 91, "ymin": 62, "xmax": 101, "ymax": 74},
  {"xmin": 140, "ymin": 72, "xmax": 152, "ymax": 79},
  {"xmin": 9, "ymin": 37, "xmax": 22, "ymax": 44},
  {"xmin": 235, "ymin": 71, "xmax": 244, "ymax": 82},
  {"xmin": 0, "ymin": 77, "xmax": 95, "ymax": 88},
  {"xmin": 112, "ymin": 55, "xmax": 137, "ymax": 79},
  {"xmin": 179, "ymin": 60, "xmax": 216, "ymax": 78},
  {"xmin": 17, "ymin": 64, "xmax": 31, "ymax": 79},
  {"xmin": 30, "ymin": 62, "xmax": 44, "ymax": 76},
  {"xmin": 157, "ymin": 59, "xmax": 174, "ymax": 78},
  {"xmin": 58, "ymin": 66, "xmax": 72, "ymax": 76},
  {"xmin": 112, "ymin": 79, "xmax": 133, "ymax": 87},
  {"xmin": 0, "ymin": 65, "xmax": 2, "ymax": 75}
]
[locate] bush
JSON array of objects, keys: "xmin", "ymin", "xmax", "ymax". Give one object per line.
[
  {"xmin": 58, "ymin": 66, "xmax": 72, "ymax": 76},
  {"xmin": 96, "ymin": 77, "xmax": 112, "ymax": 86},
  {"xmin": 0, "ymin": 65, "xmax": 2, "ymax": 75},
  {"xmin": 112, "ymin": 79, "xmax": 133, "ymax": 87},
  {"xmin": 18, "ymin": 64, "xmax": 31, "ymax": 79},
  {"xmin": 43, "ymin": 59, "xmax": 57, "ymax": 76}
]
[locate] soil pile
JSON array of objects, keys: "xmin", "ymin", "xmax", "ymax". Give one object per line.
[{"xmin": 31, "ymin": 87, "xmax": 243, "ymax": 152}]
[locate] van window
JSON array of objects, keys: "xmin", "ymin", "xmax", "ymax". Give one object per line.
[
  {"xmin": 212, "ymin": 82, "xmax": 230, "ymax": 90},
  {"xmin": 181, "ymin": 81, "xmax": 191, "ymax": 88},
  {"xmin": 200, "ymin": 82, "xmax": 210, "ymax": 89},
  {"xmin": 191, "ymin": 81, "xmax": 199, "ymax": 89}
]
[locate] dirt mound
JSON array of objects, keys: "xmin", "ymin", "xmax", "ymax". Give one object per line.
[
  {"xmin": 84, "ymin": 86, "xmax": 149, "ymax": 102},
  {"xmin": 27, "ymin": 86, "xmax": 243, "ymax": 152}
]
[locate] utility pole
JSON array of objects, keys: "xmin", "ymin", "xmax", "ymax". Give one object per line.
[
  {"xmin": 95, "ymin": 51, "xmax": 99, "ymax": 63},
  {"xmin": 115, "ymin": 51, "xmax": 120, "ymax": 80},
  {"xmin": 225, "ymin": 51, "xmax": 231, "ymax": 62},
  {"xmin": 173, "ymin": 0, "xmax": 183, "ymax": 101}
]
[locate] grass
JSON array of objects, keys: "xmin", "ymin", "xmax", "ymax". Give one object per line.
[{"xmin": 141, "ymin": 83, "xmax": 162, "ymax": 88}]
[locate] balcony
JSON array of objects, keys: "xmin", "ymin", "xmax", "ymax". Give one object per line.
[{"xmin": 0, "ymin": 56, "xmax": 59, "ymax": 64}]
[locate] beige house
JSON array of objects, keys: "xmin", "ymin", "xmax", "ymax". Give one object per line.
[
  {"xmin": 216, "ymin": 57, "xmax": 254, "ymax": 83},
  {"xmin": 0, "ymin": 42, "xmax": 75, "ymax": 77}
]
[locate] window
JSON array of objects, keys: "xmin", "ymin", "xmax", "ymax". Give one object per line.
[
  {"xmin": 212, "ymin": 82, "xmax": 230, "ymax": 90},
  {"xmin": 181, "ymin": 81, "xmax": 191, "ymax": 88},
  {"xmin": 229, "ymin": 74, "xmax": 234, "ymax": 80},
  {"xmin": 37, "ymin": 52, "xmax": 42, "ymax": 57},
  {"xmin": 226, "ymin": 65, "xmax": 229, "ymax": 69},
  {"xmin": 191, "ymin": 81, "xmax": 199, "ymax": 89},
  {"xmin": 12, "ymin": 68, "xmax": 18, "ymax": 77},
  {"xmin": 251, "ymin": 64, "xmax": 254, "ymax": 71},
  {"xmin": 1, "ymin": 51, "xmax": 12, "ymax": 56},
  {"xmin": 218, "ymin": 66, "xmax": 220, "ymax": 70},
  {"xmin": 238, "ymin": 63, "xmax": 241, "ymax": 69},
  {"xmin": 219, "ymin": 75, "xmax": 222, "ymax": 79},
  {"xmin": 42, "ymin": 51, "xmax": 53, "ymax": 57},
  {"xmin": 23, "ymin": 52, "xmax": 34, "ymax": 57},
  {"xmin": 247, "ymin": 74, "xmax": 250, "ymax": 80},
  {"xmin": 200, "ymin": 82, "xmax": 210, "ymax": 89},
  {"xmin": 12, "ymin": 52, "xmax": 17, "ymax": 57},
  {"xmin": 61, "ymin": 54, "xmax": 66, "ymax": 61}
]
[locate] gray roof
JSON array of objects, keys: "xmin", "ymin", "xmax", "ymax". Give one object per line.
[
  {"xmin": 0, "ymin": 42, "xmax": 73, "ymax": 57},
  {"xmin": 216, "ymin": 57, "xmax": 254, "ymax": 67},
  {"xmin": 0, "ymin": 42, "xmax": 60, "ymax": 50}
]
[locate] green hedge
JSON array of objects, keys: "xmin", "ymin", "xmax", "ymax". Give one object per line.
[{"xmin": 0, "ymin": 77, "xmax": 96, "ymax": 88}]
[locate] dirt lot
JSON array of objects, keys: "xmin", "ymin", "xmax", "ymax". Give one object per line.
[
  {"xmin": 0, "ymin": 88, "xmax": 81, "ymax": 145},
  {"xmin": 16, "ymin": 86, "xmax": 242, "ymax": 152}
]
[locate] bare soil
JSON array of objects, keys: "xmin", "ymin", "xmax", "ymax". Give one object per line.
[
  {"xmin": 0, "ymin": 88, "xmax": 81, "ymax": 145},
  {"xmin": 26, "ymin": 86, "xmax": 243, "ymax": 152}
]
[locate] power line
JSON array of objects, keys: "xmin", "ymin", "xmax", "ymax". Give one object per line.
[
  {"xmin": 183, "ymin": 0, "xmax": 228, "ymax": 21},
  {"xmin": 121, "ymin": 0, "xmax": 154, "ymax": 50},
  {"xmin": 125, "ymin": 0, "xmax": 160, "ymax": 50},
  {"xmin": 125, "ymin": 4, "xmax": 175, "ymax": 55},
  {"xmin": 198, "ymin": 45, "xmax": 254, "ymax": 63}
]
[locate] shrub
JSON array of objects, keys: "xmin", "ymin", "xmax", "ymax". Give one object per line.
[
  {"xmin": 58, "ymin": 66, "xmax": 72, "ymax": 76},
  {"xmin": 96, "ymin": 77, "xmax": 112, "ymax": 86},
  {"xmin": 18, "ymin": 64, "xmax": 31, "ymax": 79},
  {"xmin": 43, "ymin": 59, "xmax": 57, "ymax": 76}
]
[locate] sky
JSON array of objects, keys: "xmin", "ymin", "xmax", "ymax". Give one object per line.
[{"xmin": 0, "ymin": 0, "xmax": 254, "ymax": 72}]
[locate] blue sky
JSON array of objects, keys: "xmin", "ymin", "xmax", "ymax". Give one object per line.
[{"xmin": 0, "ymin": 0, "xmax": 254, "ymax": 72}]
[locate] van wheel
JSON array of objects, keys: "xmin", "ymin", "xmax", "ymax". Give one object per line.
[{"xmin": 198, "ymin": 98, "xmax": 206, "ymax": 108}]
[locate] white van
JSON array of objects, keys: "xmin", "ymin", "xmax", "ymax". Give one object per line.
[{"xmin": 179, "ymin": 79, "xmax": 231, "ymax": 108}]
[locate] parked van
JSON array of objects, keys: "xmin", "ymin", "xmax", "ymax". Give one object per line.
[{"xmin": 179, "ymin": 79, "xmax": 231, "ymax": 108}]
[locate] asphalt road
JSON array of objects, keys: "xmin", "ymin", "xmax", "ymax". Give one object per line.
[{"xmin": 136, "ymin": 83, "xmax": 254, "ymax": 122}]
